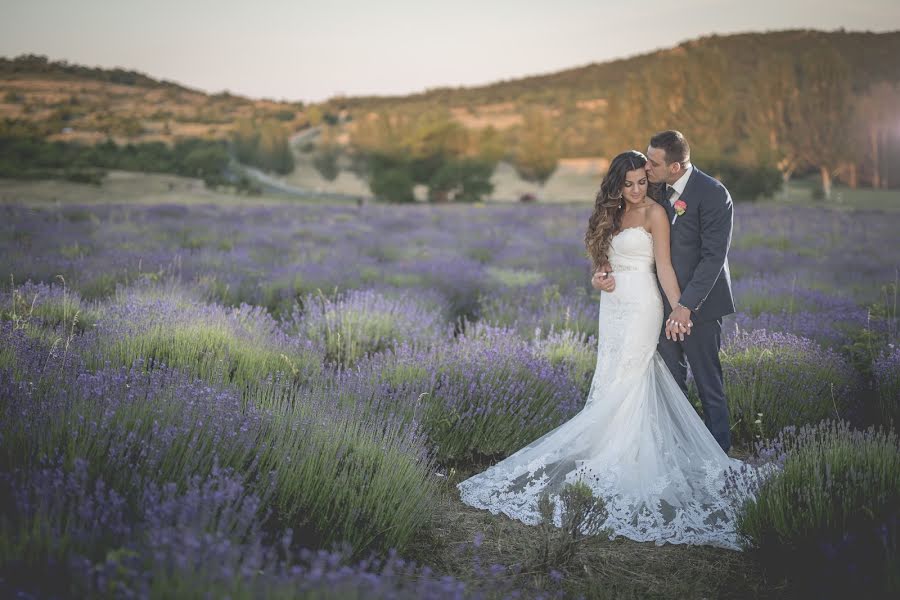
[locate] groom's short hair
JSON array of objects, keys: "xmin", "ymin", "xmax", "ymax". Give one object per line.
[{"xmin": 650, "ymin": 130, "xmax": 690, "ymax": 166}]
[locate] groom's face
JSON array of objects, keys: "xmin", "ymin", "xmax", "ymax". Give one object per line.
[{"xmin": 645, "ymin": 146, "xmax": 677, "ymax": 185}]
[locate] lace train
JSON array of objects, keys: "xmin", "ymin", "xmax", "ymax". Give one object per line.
[{"xmin": 457, "ymin": 227, "xmax": 775, "ymax": 550}]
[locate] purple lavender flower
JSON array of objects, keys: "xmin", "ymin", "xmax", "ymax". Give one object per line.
[
  {"xmin": 288, "ymin": 288, "xmax": 452, "ymax": 367},
  {"xmin": 740, "ymin": 420, "xmax": 900, "ymax": 596},
  {"xmin": 721, "ymin": 329, "xmax": 858, "ymax": 444}
]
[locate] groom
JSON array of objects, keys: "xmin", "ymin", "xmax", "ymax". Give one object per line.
[{"xmin": 597, "ymin": 131, "xmax": 736, "ymax": 452}]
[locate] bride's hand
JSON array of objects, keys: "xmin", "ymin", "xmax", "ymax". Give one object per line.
[
  {"xmin": 592, "ymin": 270, "xmax": 615, "ymax": 292},
  {"xmin": 665, "ymin": 320, "xmax": 690, "ymax": 341},
  {"xmin": 665, "ymin": 307, "xmax": 693, "ymax": 341}
]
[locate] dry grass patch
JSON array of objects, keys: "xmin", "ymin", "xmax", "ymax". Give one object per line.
[{"xmin": 404, "ymin": 468, "xmax": 794, "ymax": 599}]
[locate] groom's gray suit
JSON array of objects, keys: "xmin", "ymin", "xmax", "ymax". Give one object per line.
[{"xmin": 652, "ymin": 168, "xmax": 735, "ymax": 452}]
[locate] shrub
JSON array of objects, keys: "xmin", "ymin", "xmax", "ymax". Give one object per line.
[
  {"xmin": 721, "ymin": 330, "xmax": 857, "ymax": 445},
  {"xmin": 0, "ymin": 349, "xmax": 266, "ymax": 490},
  {"xmin": 88, "ymin": 286, "xmax": 322, "ymax": 392},
  {"xmin": 874, "ymin": 346, "xmax": 900, "ymax": 427},
  {"xmin": 290, "ymin": 288, "xmax": 450, "ymax": 368},
  {"xmin": 252, "ymin": 377, "xmax": 437, "ymax": 553},
  {"xmin": 1, "ymin": 460, "xmax": 442, "ymax": 598},
  {"xmin": 479, "ymin": 284, "xmax": 598, "ymax": 340},
  {"xmin": 427, "ymin": 325, "xmax": 582, "ymax": 463},
  {"xmin": 1, "ymin": 316, "xmax": 437, "ymax": 558},
  {"xmin": 532, "ymin": 328, "xmax": 597, "ymax": 396},
  {"xmin": 425, "ymin": 327, "xmax": 584, "ymax": 459},
  {"xmin": 703, "ymin": 160, "xmax": 782, "ymax": 201},
  {"xmin": 0, "ymin": 280, "xmax": 98, "ymax": 334},
  {"xmin": 0, "ymin": 458, "xmax": 134, "ymax": 598},
  {"xmin": 0, "ymin": 453, "xmax": 518, "ymax": 599},
  {"xmin": 345, "ymin": 325, "xmax": 583, "ymax": 464},
  {"xmin": 530, "ymin": 481, "xmax": 609, "ymax": 573},
  {"xmin": 740, "ymin": 420, "xmax": 900, "ymax": 596},
  {"xmin": 393, "ymin": 256, "xmax": 488, "ymax": 324}
]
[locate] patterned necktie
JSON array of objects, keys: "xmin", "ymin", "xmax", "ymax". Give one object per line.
[{"xmin": 665, "ymin": 186, "xmax": 676, "ymax": 203}]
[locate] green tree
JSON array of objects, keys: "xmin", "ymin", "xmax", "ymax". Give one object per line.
[
  {"xmin": 513, "ymin": 108, "xmax": 560, "ymax": 187},
  {"xmin": 350, "ymin": 110, "xmax": 481, "ymax": 203},
  {"xmin": 703, "ymin": 160, "xmax": 783, "ymax": 201},
  {"xmin": 257, "ymin": 120, "xmax": 294, "ymax": 174},
  {"xmin": 181, "ymin": 144, "xmax": 229, "ymax": 179},
  {"xmin": 232, "ymin": 118, "xmax": 295, "ymax": 174},
  {"xmin": 680, "ymin": 48, "xmax": 737, "ymax": 161},
  {"xmin": 428, "ymin": 159, "xmax": 495, "ymax": 202},
  {"xmin": 371, "ymin": 165, "xmax": 415, "ymax": 203},
  {"xmin": 349, "ymin": 111, "xmax": 407, "ymax": 162},
  {"xmin": 407, "ymin": 112, "xmax": 468, "ymax": 183},
  {"xmin": 788, "ymin": 50, "xmax": 853, "ymax": 199},
  {"xmin": 477, "ymin": 126, "xmax": 505, "ymax": 167},
  {"xmin": 312, "ymin": 145, "xmax": 340, "ymax": 181},
  {"xmin": 742, "ymin": 55, "xmax": 802, "ymax": 184},
  {"xmin": 305, "ymin": 105, "xmax": 324, "ymax": 126},
  {"xmin": 852, "ymin": 82, "xmax": 900, "ymax": 189},
  {"xmin": 232, "ymin": 118, "xmax": 259, "ymax": 164}
]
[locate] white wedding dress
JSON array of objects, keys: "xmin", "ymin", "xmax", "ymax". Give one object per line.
[{"xmin": 458, "ymin": 226, "xmax": 764, "ymax": 550}]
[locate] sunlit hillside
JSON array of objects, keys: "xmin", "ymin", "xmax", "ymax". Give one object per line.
[{"xmin": 0, "ymin": 55, "xmax": 307, "ymax": 145}]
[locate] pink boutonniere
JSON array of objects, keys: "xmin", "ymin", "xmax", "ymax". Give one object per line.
[{"xmin": 672, "ymin": 199, "xmax": 687, "ymax": 224}]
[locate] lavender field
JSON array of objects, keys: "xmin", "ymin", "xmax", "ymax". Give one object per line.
[{"xmin": 1, "ymin": 188, "xmax": 899, "ymax": 598}]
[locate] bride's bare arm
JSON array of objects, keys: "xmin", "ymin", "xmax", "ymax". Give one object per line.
[{"xmin": 648, "ymin": 205, "xmax": 681, "ymax": 308}]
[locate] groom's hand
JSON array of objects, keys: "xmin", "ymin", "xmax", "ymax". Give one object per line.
[{"xmin": 665, "ymin": 306, "xmax": 693, "ymax": 341}]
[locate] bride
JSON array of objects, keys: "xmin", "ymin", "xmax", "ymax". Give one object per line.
[{"xmin": 457, "ymin": 150, "xmax": 762, "ymax": 550}]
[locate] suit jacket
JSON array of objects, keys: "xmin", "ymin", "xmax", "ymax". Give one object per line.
[{"xmin": 652, "ymin": 167, "xmax": 736, "ymax": 322}]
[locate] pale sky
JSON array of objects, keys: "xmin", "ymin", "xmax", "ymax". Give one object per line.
[{"xmin": 1, "ymin": 0, "xmax": 898, "ymax": 102}]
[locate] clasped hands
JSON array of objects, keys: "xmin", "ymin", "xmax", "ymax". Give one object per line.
[
  {"xmin": 591, "ymin": 263, "xmax": 693, "ymax": 341},
  {"xmin": 665, "ymin": 305, "xmax": 693, "ymax": 341}
]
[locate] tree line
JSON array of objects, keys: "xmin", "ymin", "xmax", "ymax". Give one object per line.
[
  {"xmin": 316, "ymin": 103, "xmax": 782, "ymax": 203},
  {"xmin": 0, "ymin": 115, "xmax": 295, "ymax": 189},
  {"xmin": 325, "ymin": 30, "xmax": 900, "ymax": 200},
  {"xmin": 330, "ymin": 108, "xmax": 564, "ymax": 203},
  {"xmin": 0, "ymin": 135, "xmax": 234, "ymax": 187}
]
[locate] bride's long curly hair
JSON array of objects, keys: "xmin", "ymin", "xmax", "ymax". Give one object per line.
[{"xmin": 584, "ymin": 150, "xmax": 648, "ymax": 270}]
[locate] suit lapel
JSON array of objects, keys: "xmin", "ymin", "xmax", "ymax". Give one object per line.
[
  {"xmin": 671, "ymin": 168, "xmax": 701, "ymax": 226},
  {"xmin": 650, "ymin": 182, "xmax": 674, "ymax": 219},
  {"xmin": 680, "ymin": 168, "xmax": 702, "ymax": 205}
]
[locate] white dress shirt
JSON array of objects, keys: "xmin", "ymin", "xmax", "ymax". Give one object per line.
[{"xmin": 667, "ymin": 163, "xmax": 693, "ymax": 205}]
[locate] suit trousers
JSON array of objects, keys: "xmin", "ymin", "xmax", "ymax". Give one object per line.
[{"xmin": 657, "ymin": 317, "xmax": 731, "ymax": 452}]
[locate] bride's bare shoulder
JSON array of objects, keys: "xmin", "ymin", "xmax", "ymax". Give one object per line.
[
  {"xmin": 647, "ymin": 202, "xmax": 667, "ymax": 220},
  {"xmin": 647, "ymin": 202, "xmax": 666, "ymax": 217},
  {"xmin": 646, "ymin": 202, "xmax": 669, "ymax": 231}
]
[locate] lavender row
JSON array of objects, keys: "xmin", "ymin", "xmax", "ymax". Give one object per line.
[
  {"xmin": 0, "ymin": 316, "xmax": 436, "ymax": 554},
  {"xmin": 1, "ymin": 460, "xmax": 556, "ymax": 599},
  {"xmin": 3, "ymin": 201, "xmax": 897, "ymax": 311},
  {"xmin": 741, "ymin": 420, "xmax": 900, "ymax": 596}
]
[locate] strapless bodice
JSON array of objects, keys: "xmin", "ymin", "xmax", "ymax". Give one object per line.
[{"xmin": 609, "ymin": 227, "xmax": 655, "ymax": 273}]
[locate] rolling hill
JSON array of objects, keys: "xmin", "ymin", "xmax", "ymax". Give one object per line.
[{"xmin": 2, "ymin": 29, "xmax": 898, "ymax": 196}]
